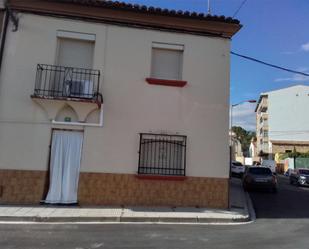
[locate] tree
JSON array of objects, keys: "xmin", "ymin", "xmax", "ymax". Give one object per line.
[
  {"xmin": 231, "ymin": 126, "xmax": 256, "ymax": 157},
  {"xmin": 288, "ymin": 147, "xmax": 301, "ymax": 158}
]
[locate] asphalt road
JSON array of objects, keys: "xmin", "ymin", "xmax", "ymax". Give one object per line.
[
  {"xmin": 250, "ymin": 175, "xmax": 309, "ymax": 219},
  {"xmin": 1, "ymin": 175, "xmax": 309, "ymax": 249}
]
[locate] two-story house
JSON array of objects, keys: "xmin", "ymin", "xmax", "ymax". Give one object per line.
[{"xmin": 0, "ymin": 0, "xmax": 241, "ymax": 208}]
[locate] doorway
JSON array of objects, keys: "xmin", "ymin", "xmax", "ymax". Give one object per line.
[{"xmin": 45, "ymin": 130, "xmax": 83, "ymax": 204}]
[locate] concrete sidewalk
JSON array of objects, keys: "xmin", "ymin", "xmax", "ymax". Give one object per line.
[{"xmin": 0, "ymin": 178, "xmax": 254, "ymax": 224}]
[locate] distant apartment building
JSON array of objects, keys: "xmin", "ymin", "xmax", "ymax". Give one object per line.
[
  {"xmin": 255, "ymin": 85, "xmax": 309, "ymax": 157},
  {"xmin": 255, "ymin": 94, "xmax": 269, "ymax": 154}
]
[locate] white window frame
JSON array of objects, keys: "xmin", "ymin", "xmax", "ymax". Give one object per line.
[
  {"xmin": 56, "ymin": 30, "xmax": 96, "ymax": 42},
  {"xmin": 150, "ymin": 42, "xmax": 184, "ymax": 81},
  {"xmin": 55, "ymin": 30, "xmax": 96, "ymax": 67}
]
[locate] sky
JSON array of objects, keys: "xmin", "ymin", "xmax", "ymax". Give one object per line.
[{"xmin": 121, "ymin": 0, "xmax": 309, "ymax": 131}]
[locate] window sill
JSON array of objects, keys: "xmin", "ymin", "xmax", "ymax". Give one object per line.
[
  {"xmin": 135, "ymin": 174, "xmax": 187, "ymax": 181},
  {"xmin": 146, "ymin": 78, "xmax": 187, "ymax": 87}
]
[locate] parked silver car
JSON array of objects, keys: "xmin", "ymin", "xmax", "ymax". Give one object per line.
[
  {"xmin": 243, "ymin": 166, "xmax": 277, "ymax": 193},
  {"xmin": 289, "ymin": 168, "xmax": 309, "ymax": 186}
]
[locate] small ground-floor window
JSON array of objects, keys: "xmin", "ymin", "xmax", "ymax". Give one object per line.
[{"xmin": 138, "ymin": 133, "xmax": 187, "ymax": 176}]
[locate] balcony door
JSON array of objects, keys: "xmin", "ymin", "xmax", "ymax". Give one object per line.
[
  {"xmin": 53, "ymin": 38, "xmax": 95, "ymax": 97},
  {"xmin": 45, "ymin": 130, "xmax": 83, "ymax": 204}
]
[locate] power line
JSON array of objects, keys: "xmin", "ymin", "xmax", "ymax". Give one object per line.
[
  {"xmin": 231, "ymin": 51, "xmax": 309, "ymax": 77},
  {"xmin": 232, "ymin": 0, "xmax": 248, "ymax": 18}
]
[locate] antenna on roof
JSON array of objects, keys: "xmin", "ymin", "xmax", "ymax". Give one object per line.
[{"xmin": 207, "ymin": 0, "xmax": 211, "ymax": 14}]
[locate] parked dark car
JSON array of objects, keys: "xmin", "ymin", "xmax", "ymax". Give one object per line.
[
  {"xmin": 243, "ymin": 166, "xmax": 277, "ymax": 193},
  {"xmin": 289, "ymin": 168, "xmax": 309, "ymax": 186}
]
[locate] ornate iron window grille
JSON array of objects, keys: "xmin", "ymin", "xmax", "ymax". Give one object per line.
[{"xmin": 138, "ymin": 133, "xmax": 187, "ymax": 176}]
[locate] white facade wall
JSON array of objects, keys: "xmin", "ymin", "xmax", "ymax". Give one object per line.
[
  {"xmin": 0, "ymin": 14, "xmax": 231, "ymax": 178},
  {"xmin": 268, "ymin": 85, "xmax": 309, "ymax": 142}
]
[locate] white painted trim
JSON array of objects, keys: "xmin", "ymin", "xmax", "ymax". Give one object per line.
[
  {"xmin": 0, "ymin": 221, "xmax": 253, "ymax": 225},
  {"xmin": 52, "ymin": 106, "xmax": 104, "ymax": 127},
  {"xmin": 57, "ymin": 30, "xmax": 96, "ymax": 41},
  {"xmin": 152, "ymin": 42, "xmax": 184, "ymax": 51}
]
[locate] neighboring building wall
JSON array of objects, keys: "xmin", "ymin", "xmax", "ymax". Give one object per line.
[
  {"xmin": 256, "ymin": 85, "xmax": 309, "ymax": 156},
  {"xmin": 230, "ymin": 132, "xmax": 243, "ymax": 161},
  {"xmin": 0, "ymin": 14, "xmax": 231, "ymax": 207},
  {"xmin": 249, "ymin": 140, "xmax": 257, "ymax": 157},
  {"xmin": 272, "ymin": 143, "xmax": 309, "ymax": 154},
  {"xmin": 268, "ymin": 85, "xmax": 309, "ymax": 142}
]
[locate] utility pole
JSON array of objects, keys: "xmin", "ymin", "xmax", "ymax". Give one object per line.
[{"xmin": 207, "ymin": 0, "xmax": 211, "ymax": 14}]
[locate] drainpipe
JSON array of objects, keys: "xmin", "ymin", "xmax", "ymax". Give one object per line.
[{"xmin": 0, "ymin": 8, "xmax": 9, "ymax": 72}]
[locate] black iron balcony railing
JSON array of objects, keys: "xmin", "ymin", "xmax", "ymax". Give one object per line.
[
  {"xmin": 33, "ymin": 64, "xmax": 102, "ymax": 102},
  {"xmin": 138, "ymin": 133, "xmax": 187, "ymax": 176}
]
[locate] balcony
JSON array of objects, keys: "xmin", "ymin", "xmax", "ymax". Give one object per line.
[
  {"xmin": 31, "ymin": 64, "xmax": 103, "ymax": 122},
  {"xmin": 258, "ymin": 97, "xmax": 268, "ymax": 113},
  {"xmin": 262, "ymin": 144, "xmax": 269, "ymax": 153},
  {"xmin": 263, "ymin": 121, "xmax": 269, "ymax": 129},
  {"xmin": 32, "ymin": 64, "xmax": 102, "ymax": 103}
]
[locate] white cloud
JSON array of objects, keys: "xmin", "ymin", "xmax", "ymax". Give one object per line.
[
  {"xmin": 281, "ymin": 51, "xmax": 295, "ymax": 55},
  {"xmin": 230, "ymin": 102, "xmax": 256, "ymax": 131},
  {"xmin": 301, "ymin": 42, "xmax": 309, "ymax": 52},
  {"xmin": 274, "ymin": 74, "xmax": 309, "ymax": 83},
  {"xmin": 297, "ymin": 67, "xmax": 309, "ymax": 72},
  {"xmin": 274, "ymin": 67, "xmax": 309, "ymax": 82},
  {"xmin": 281, "ymin": 42, "xmax": 309, "ymax": 55}
]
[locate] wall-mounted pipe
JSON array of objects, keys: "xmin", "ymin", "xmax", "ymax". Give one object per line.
[
  {"xmin": 0, "ymin": 8, "xmax": 9, "ymax": 72},
  {"xmin": 52, "ymin": 106, "xmax": 104, "ymax": 127}
]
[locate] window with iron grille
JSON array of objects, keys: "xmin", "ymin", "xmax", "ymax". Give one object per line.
[{"xmin": 138, "ymin": 133, "xmax": 187, "ymax": 176}]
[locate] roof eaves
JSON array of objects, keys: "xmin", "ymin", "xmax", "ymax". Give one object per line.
[
  {"xmin": 270, "ymin": 140, "xmax": 309, "ymax": 145},
  {"xmin": 50, "ymin": 0, "xmax": 241, "ymax": 25},
  {"xmin": 254, "ymin": 93, "xmax": 268, "ymax": 112}
]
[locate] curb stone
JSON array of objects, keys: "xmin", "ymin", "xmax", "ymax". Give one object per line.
[
  {"xmin": 0, "ymin": 183, "xmax": 253, "ymax": 224},
  {"xmin": 0, "ymin": 214, "xmax": 250, "ymax": 223},
  {"xmin": 244, "ymin": 191, "xmax": 256, "ymax": 222}
]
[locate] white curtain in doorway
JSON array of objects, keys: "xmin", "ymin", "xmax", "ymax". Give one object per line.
[{"xmin": 45, "ymin": 131, "xmax": 83, "ymax": 204}]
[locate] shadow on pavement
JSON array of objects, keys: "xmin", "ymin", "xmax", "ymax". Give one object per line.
[{"xmin": 248, "ymin": 175, "xmax": 309, "ymax": 219}]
